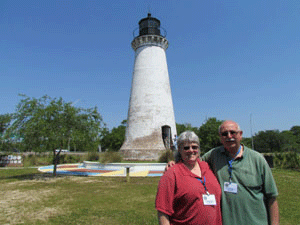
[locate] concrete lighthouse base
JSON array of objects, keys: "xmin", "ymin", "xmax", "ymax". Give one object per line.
[
  {"xmin": 121, "ymin": 149, "xmax": 166, "ymax": 161},
  {"xmin": 120, "ymin": 129, "xmax": 168, "ymax": 161}
]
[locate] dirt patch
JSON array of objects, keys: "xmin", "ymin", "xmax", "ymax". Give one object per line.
[{"xmin": 0, "ymin": 186, "xmax": 66, "ymax": 224}]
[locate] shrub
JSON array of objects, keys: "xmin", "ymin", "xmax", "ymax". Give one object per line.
[
  {"xmin": 100, "ymin": 152, "xmax": 122, "ymax": 164},
  {"xmin": 65, "ymin": 154, "xmax": 82, "ymax": 163},
  {"xmin": 158, "ymin": 150, "xmax": 174, "ymax": 163},
  {"xmin": 23, "ymin": 153, "xmax": 52, "ymax": 166},
  {"xmin": 87, "ymin": 151, "xmax": 100, "ymax": 161},
  {"xmin": 23, "ymin": 152, "xmax": 83, "ymax": 166},
  {"xmin": 274, "ymin": 152, "xmax": 300, "ymax": 170}
]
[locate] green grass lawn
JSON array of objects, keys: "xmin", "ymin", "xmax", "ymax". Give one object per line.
[
  {"xmin": 0, "ymin": 168, "xmax": 299, "ymax": 225},
  {"xmin": 272, "ymin": 169, "xmax": 300, "ymax": 225}
]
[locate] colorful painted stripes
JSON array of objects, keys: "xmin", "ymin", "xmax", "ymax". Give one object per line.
[{"xmin": 38, "ymin": 162, "xmax": 166, "ymax": 177}]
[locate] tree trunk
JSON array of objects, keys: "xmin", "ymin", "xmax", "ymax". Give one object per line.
[{"xmin": 53, "ymin": 148, "xmax": 60, "ymax": 177}]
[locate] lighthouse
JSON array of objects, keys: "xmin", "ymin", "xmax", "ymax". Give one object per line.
[{"xmin": 120, "ymin": 13, "xmax": 177, "ymax": 160}]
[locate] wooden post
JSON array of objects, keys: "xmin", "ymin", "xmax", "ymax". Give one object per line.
[{"xmin": 125, "ymin": 166, "xmax": 131, "ymax": 182}]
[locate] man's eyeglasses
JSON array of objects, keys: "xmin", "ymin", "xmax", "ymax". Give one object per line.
[
  {"xmin": 183, "ymin": 145, "xmax": 199, "ymax": 151},
  {"xmin": 221, "ymin": 130, "xmax": 240, "ymax": 137}
]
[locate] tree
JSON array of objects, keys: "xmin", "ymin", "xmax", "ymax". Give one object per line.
[
  {"xmin": 0, "ymin": 114, "xmax": 12, "ymax": 134},
  {"xmin": 0, "ymin": 113, "xmax": 13, "ymax": 151},
  {"xmin": 280, "ymin": 130, "xmax": 299, "ymax": 152},
  {"xmin": 176, "ymin": 123, "xmax": 198, "ymax": 136},
  {"xmin": 253, "ymin": 130, "xmax": 284, "ymax": 153},
  {"xmin": 8, "ymin": 95, "xmax": 105, "ymax": 176},
  {"xmin": 241, "ymin": 137, "xmax": 253, "ymax": 148},
  {"xmin": 101, "ymin": 120, "xmax": 126, "ymax": 151},
  {"xmin": 197, "ymin": 118, "xmax": 223, "ymax": 154},
  {"xmin": 290, "ymin": 126, "xmax": 300, "ymax": 146}
]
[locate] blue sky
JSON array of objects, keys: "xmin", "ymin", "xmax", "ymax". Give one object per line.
[{"xmin": 1, "ymin": 0, "xmax": 299, "ymax": 138}]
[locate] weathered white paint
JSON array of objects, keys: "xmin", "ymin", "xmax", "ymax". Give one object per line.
[{"xmin": 121, "ymin": 35, "xmax": 176, "ymax": 160}]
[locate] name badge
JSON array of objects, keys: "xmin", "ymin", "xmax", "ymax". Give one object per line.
[
  {"xmin": 224, "ymin": 182, "xmax": 238, "ymax": 193},
  {"xmin": 202, "ymin": 194, "xmax": 216, "ymax": 205}
]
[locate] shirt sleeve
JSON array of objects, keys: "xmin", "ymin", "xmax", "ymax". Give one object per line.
[
  {"xmin": 261, "ymin": 156, "xmax": 278, "ymax": 198},
  {"xmin": 201, "ymin": 152, "xmax": 209, "ymax": 162},
  {"xmin": 201, "ymin": 149, "xmax": 213, "ymax": 164},
  {"xmin": 155, "ymin": 170, "xmax": 176, "ymax": 216}
]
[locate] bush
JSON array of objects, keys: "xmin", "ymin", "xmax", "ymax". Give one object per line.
[
  {"xmin": 65, "ymin": 154, "xmax": 82, "ymax": 163},
  {"xmin": 56, "ymin": 153, "xmax": 85, "ymax": 164},
  {"xmin": 56, "ymin": 154, "xmax": 65, "ymax": 164},
  {"xmin": 274, "ymin": 152, "xmax": 300, "ymax": 170},
  {"xmin": 27, "ymin": 154, "xmax": 37, "ymax": 166},
  {"xmin": 23, "ymin": 153, "xmax": 52, "ymax": 166},
  {"xmin": 87, "ymin": 151, "xmax": 100, "ymax": 161},
  {"xmin": 23, "ymin": 152, "xmax": 84, "ymax": 166},
  {"xmin": 100, "ymin": 152, "xmax": 122, "ymax": 164},
  {"xmin": 158, "ymin": 150, "xmax": 174, "ymax": 163}
]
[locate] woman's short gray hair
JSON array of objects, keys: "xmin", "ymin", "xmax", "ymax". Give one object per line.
[{"xmin": 177, "ymin": 131, "xmax": 200, "ymax": 150}]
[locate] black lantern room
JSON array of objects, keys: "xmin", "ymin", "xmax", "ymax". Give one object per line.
[{"xmin": 138, "ymin": 13, "xmax": 161, "ymax": 36}]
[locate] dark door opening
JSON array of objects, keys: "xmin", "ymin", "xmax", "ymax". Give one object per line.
[{"xmin": 162, "ymin": 125, "xmax": 172, "ymax": 149}]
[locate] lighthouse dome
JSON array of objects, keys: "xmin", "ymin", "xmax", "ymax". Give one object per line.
[{"xmin": 138, "ymin": 13, "xmax": 161, "ymax": 36}]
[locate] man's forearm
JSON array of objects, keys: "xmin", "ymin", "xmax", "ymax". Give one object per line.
[{"xmin": 268, "ymin": 197, "xmax": 279, "ymax": 225}]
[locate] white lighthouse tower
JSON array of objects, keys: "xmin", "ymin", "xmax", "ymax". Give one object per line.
[{"xmin": 121, "ymin": 13, "xmax": 177, "ymax": 160}]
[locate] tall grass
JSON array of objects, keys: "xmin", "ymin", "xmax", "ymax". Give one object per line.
[
  {"xmin": 274, "ymin": 152, "xmax": 300, "ymax": 169},
  {"xmin": 99, "ymin": 152, "xmax": 123, "ymax": 164},
  {"xmin": 20, "ymin": 152, "xmax": 124, "ymax": 167},
  {"xmin": 158, "ymin": 149, "xmax": 174, "ymax": 163},
  {"xmin": 22, "ymin": 153, "xmax": 86, "ymax": 167},
  {"xmin": 22, "ymin": 153, "xmax": 53, "ymax": 167}
]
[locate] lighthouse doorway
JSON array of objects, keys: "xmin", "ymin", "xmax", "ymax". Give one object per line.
[{"xmin": 162, "ymin": 125, "xmax": 172, "ymax": 149}]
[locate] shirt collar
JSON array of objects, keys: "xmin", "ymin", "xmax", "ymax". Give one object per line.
[
  {"xmin": 178, "ymin": 158, "xmax": 203, "ymax": 178},
  {"xmin": 221, "ymin": 144, "xmax": 245, "ymax": 159}
]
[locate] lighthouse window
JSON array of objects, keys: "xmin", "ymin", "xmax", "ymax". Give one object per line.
[
  {"xmin": 140, "ymin": 22, "xmax": 146, "ymax": 29},
  {"xmin": 149, "ymin": 21, "xmax": 154, "ymax": 27}
]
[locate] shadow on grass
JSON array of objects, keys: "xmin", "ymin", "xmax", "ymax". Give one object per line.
[
  {"xmin": 0, "ymin": 169, "xmax": 71, "ymax": 181},
  {"xmin": 0, "ymin": 171, "xmax": 131, "ymax": 182}
]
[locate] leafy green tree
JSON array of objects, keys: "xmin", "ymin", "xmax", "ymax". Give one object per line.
[
  {"xmin": 290, "ymin": 126, "xmax": 300, "ymax": 135},
  {"xmin": 253, "ymin": 130, "xmax": 284, "ymax": 153},
  {"xmin": 0, "ymin": 114, "xmax": 13, "ymax": 151},
  {"xmin": 0, "ymin": 114, "xmax": 12, "ymax": 134},
  {"xmin": 176, "ymin": 123, "xmax": 198, "ymax": 136},
  {"xmin": 280, "ymin": 130, "xmax": 299, "ymax": 152},
  {"xmin": 8, "ymin": 95, "xmax": 105, "ymax": 176},
  {"xmin": 290, "ymin": 126, "xmax": 300, "ymax": 146},
  {"xmin": 241, "ymin": 137, "xmax": 253, "ymax": 149},
  {"xmin": 101, "ymin": 120, "xmax": 126, "ymax": 151},
  {"xmin": 197, "ymin": 117, "xmax": 223, "ymax": 154}
]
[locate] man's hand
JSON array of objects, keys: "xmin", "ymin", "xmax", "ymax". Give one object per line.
[{"xmin": 164, "ymin": 160, "xmax": 175, "ymax": 173}]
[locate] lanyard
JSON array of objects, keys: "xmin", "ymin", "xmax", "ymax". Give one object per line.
[
  {"xmin": 227, "ymin": 145, "xmax": 241, "ymax": 182},
  {"xmin": 196, "ymin": 176, "xmax": 209, "ymax": 195}
]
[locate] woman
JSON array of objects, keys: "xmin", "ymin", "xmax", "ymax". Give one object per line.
[{"xmin": 155, "ymin": 131, "xmax": 222, "ymax": 225}]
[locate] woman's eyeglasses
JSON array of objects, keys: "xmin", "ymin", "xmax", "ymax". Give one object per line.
[{"xmin": 183, "ymin": 145, "xmax": 199, "ymax": 151}]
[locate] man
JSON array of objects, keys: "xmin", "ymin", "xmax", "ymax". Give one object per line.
[
  {"xmin": 173, "ymin": 134, "xmax": 178, "ymax": 151},
  {"xmin": 167, "ymin": 120, "xmax": 279, "ymax": 225}
]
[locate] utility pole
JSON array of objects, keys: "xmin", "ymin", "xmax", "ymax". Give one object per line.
[{"xmin": 250, "ymin": 113, "xmax": 254, "ymax": 149}]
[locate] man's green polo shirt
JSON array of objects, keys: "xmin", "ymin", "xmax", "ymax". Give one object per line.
[{"xmin": 202, "ymin": 145, "xmax": 278, "ymax": 225}]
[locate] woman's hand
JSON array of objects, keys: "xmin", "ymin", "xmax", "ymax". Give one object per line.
[{"xmin": 158, "ymin": 211, "xmax": 170, "ymax": 225}]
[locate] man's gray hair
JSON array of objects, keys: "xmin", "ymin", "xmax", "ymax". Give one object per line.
[{"xmin": 218, "ymin": 121, "xmax": 241, "ymax": 134}]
